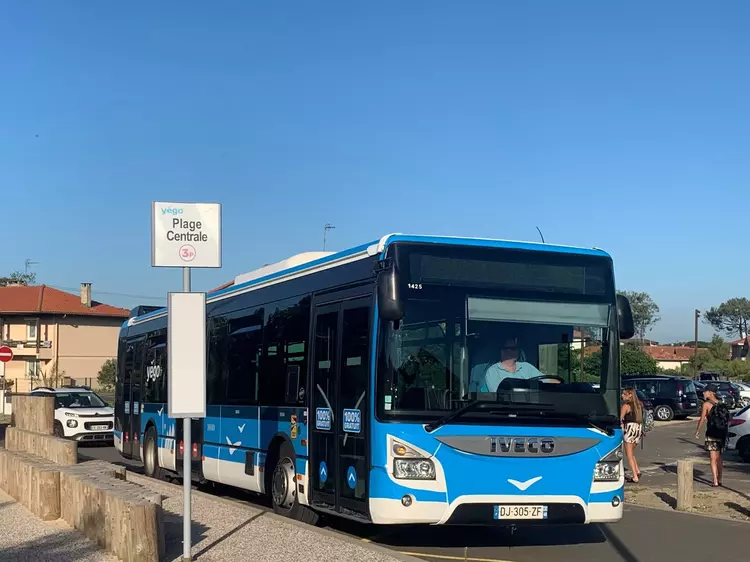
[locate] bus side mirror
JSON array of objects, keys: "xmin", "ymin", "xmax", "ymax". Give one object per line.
[
  {"xmin": 377, "ymin": 265, "xmax": 404, "ymax": 323},
  {"xmin": 617, "ymin": 294, "xmax": 635, "ymax": 340}
]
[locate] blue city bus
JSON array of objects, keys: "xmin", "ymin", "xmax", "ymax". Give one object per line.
[{"xmin": 115, "ymin": 233, "xmax": 634, "ymax": 526}]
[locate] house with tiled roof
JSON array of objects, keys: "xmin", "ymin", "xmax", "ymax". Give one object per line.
[
  {"xmin": 641, "ymin": 345, "xmax": 709, "ymax": 371},
  {"xmin": 0, "ymin": 283, "xmax": 129, "ymax": 392},
  {"xmin": 730, "ymin": 336, "xmax": 749, "ymax": 361}
]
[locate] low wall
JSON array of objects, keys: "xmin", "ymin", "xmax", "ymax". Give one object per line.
[
  {"xmin": 0, "ymin": 449, "xmax": 62, "ymax": 520},
  {"xmin": 11, "ymin": 395, "xmax": 55, "ymax": 435},
  {"xmin": 1, "ymin": 392, "xmax": 164, "ymax": 561},
  {"xmin": 4, "ymin": 426, "xmax": 78, "ymax": 465}
]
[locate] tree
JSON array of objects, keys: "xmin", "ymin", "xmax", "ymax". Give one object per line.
[
  {"xmin": 704, "ymin": 298, "xmax": 750, "ymax": 340},
  {"xmin": 0, "ymin": 270, "xmax": 36, "ymax": 287},
  {"xmin": 97, "ymin": 359, "xmax": 117, "ymax": 391},
  {"xmin": 617, "ymin": 291, "xmax": 660, "ymax": 342},
  {"xmin": 707, "ymin": 335, "xmax": 730, "ymax": 361},
  {"xmin": 29, "ymin": 360, "xmax": 65, "ymax": 387},
  {"xmin": 620, "ymin": 345, "xmax": 659, "ymax": 375},
  {"xmin": 578, "ymin": 345, "xmax": 658, "ymax": 380}
]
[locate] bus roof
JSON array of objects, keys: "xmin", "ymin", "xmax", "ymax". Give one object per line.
[{"xmin": 124, "ymin": 233, "xmax": 611, "ymax": 327}]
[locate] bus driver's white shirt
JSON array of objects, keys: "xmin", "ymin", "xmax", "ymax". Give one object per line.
[{"xmin": 471, "ymin": 361, "xmax": 545, "ymax": 393}]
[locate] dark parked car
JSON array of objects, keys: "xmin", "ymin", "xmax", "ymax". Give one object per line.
[
  {"xmin": 622, "ymin": 375, "xmax": 700, "ymax": 421},
  {"xmin": 695, "ymin": 381, "xmax": 737, "ymax": 409}
]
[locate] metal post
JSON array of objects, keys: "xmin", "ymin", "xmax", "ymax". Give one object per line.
[
  {"xmin": 579, "ymin": 330, "xmax": 585, "ymax": 382},
  {"xmin": 694, "ymin": 309, "xmax": 700, "ymax": 376},
  {"xmin": 182, "ymin": 266, "xmax": 192, "ymax": 561}
]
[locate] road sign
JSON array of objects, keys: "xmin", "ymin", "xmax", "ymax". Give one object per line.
[
  {"xmin": 167, "ymin": 292, "xmax": 207, "ymax": 418},
  {"xmin": 0, "ymin": 346, "xmax": 13, "ymax": 363},
  {"xmin": 319, "ymin": 461, "xmax": 328, "ymax": 484},
  {"xmin": 151, "ymin": 202, "xmax": 222, "ymax": 268}
]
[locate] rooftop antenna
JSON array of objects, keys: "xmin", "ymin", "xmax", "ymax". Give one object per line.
[
  {"xmin": 25, "ymin": 259, "xmax": 40, "ymax": 275},
  {"xmin": 323, "ymin": 223, "xmax": 335, "ymax": 251},
  {"xmin": 535, "ymin": 227, "xmax": 545, "ymax": 243}
]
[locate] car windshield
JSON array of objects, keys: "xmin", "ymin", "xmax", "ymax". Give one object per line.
[{"xmin": 54, "ymin": 392, "xmax": 106, "ymax": 409}]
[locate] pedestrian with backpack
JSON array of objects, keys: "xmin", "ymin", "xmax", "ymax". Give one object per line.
[{"xmin": 695, "ymin": 383, "xmax": 730, "ymax": 487}]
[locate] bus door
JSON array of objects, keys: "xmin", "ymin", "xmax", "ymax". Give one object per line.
[
  {"xmin": 124, "ymin": 337, "xmax": 146, "ymax": 459},
  {"xmin": 309, "ymin": 297, "xmax": 371, "ymax": 518}
]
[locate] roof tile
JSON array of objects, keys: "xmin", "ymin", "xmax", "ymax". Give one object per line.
[{"xmin": 0, "ymin": 285, "xmax": 129, "ymax": 318}]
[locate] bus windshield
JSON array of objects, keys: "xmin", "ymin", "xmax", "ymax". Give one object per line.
[{"xmin": 377, "ymin": 244, "xmax": 619, "ymax": 422}]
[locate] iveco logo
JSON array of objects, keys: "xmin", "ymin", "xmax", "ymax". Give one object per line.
[{"xmin": 489, "ymin": 437, "xmax": 555, "ymax": 454}]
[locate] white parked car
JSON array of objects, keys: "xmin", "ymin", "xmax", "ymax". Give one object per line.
[
  {"xmin": 29, "ymin": 386, "xmax": 114, "ymax": 443},
  {"xmin": 726, "ymin": 404, "xmax": 750, "ymax": 462},
  {"xmin": 732, "ymin": 382, "xmax": 750, "ymax": 408}
]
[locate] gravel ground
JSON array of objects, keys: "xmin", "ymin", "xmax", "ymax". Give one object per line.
[
  {"xmin": 0, "ymin": 489, "xmax": 118, "ymax": 562},
  {"xmin": 126, "ymin": 474, "xmax": 416, "ymax": 562}
]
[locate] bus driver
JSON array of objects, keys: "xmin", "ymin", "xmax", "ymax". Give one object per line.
[{"xmin": 470, "ymin": 336, "xmax": 545, "ymax": 393}]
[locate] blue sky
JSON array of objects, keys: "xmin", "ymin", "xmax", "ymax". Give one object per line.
[{"xmin": 1, "ymin": 1, "xmax": 748, "ymax": 343}]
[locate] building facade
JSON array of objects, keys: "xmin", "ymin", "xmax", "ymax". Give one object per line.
[{"xmin": 0, "ymin": 283, "xmax": 129, "ymax": 392}]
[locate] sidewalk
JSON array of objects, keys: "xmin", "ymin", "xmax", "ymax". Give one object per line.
[
  {"xmin": 0, "ymin": 488, "xmax": 118, "ymax": 562},
  {"xmin": 0, "ymin": 474, "xmax": 417, "ymax": 562},
  {"xmin": 626, "ymin": 419, "xmax": 750, "ymax": 522}
]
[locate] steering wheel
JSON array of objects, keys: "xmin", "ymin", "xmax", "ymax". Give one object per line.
[{"xmin": 527, "ymin": 374, "xmax": 566, "ymax": 384}]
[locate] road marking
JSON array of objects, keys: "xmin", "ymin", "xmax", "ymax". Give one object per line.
[{"xmin": 397, "ymin": 551, "xmax": 516, "ymax": 562}]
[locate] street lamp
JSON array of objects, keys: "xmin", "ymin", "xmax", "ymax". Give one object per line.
[{"xmin": 694, "ymin": 309, "xmax": 700, "ymax": 376}]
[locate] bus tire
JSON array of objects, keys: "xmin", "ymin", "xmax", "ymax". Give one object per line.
[
  {"xmin": 143, "ymin": 426, "xmax": 163, "ymax": 480},
  {"xmin": 269, "ymin": 441, "xmax": 318, "ymax": 525}
]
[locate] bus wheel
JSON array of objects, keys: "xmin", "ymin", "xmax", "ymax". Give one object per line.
[
  {"xmin": 144, "ymin": 427, "xmax": 162, "ymax": 479},
  {"xmin": 270, "ymin": 441, "xmax": 319, "ymax": 525}
]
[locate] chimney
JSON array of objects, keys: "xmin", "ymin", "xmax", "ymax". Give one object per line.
[{"xmin": 80, "ymin": 283, "xmax": 92, "ymax": 308}]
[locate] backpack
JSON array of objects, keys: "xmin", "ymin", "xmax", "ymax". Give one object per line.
[
  {"xmin": 707, "ymin": 401, "xmax": 730, "ymax": 437},
  {"xmin": 642, "ymin": 408, "xmax": 654, "ymax": 433}
]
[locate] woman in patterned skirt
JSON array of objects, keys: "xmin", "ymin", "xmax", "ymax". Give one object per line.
[{"xmin": 621, "ymin": 387, "xmax": 643, "ymax": 483}]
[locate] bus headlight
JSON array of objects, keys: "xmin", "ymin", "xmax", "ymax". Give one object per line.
[
  {"xmin": 394, "ymin": 458, "xmax": 436, "ymax": 480},
  {"xmin": 593, "ymin": 462, "xmax": 620, "ymax": 481},
  {"xmin": 594, "ymin": 444, "xmax": 623, "ymax": 481}
]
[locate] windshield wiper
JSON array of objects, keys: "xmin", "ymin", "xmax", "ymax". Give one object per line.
[
  {"xmin": 537, "ymin": 411, "xmax": 618, "ymax": 436},
  {"xmin": 425, "ymin": 401, "xmax": 555, "ymax": 433}
]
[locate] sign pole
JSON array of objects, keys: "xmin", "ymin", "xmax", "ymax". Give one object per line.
[
  {"xmin": 152, "ymin": 201, "xmax": 220, "ymax": 562},
  {"xmin": 182, "ymin": 266, "xmax": 192, "ymax": 562}
]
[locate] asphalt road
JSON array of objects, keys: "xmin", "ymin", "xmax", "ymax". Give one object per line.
[
  {"xmin": 638, "ymin": 419, "xmax": 750, "ymax": 493},
  {"xmin": 79, "ymin": 425, "xmax": 747, "ymax": 562}
]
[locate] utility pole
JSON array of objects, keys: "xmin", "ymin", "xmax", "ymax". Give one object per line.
[
  {"xmin": 694, "ymin": 309, "xmax": 700, "ymax": 377},
  {"xmin": 323, "ymin": 223, "xmax": 335, "ymax": 251}
]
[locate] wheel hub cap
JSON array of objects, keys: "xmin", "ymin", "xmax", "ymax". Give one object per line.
[{"xmin": 272, "ymin": 457, "xmax": 296, "ymax": 509}]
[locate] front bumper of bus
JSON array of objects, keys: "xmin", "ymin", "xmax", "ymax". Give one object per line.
[
  {"xmin": 368, "ymin": 431, "xmax": 624, "ymax": 525},
  {"xmin": 369, "ymin": 477, "xmax": 623, "ymax": 525}
]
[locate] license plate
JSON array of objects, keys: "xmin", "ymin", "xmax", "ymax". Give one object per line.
[
  {"xmin": 690, "ymin": 403, "xmax": 696, "ymax": 407},
  {"xmin": 493, "ymin": 505, "xmax": 548, "ymax": 520},
  {"xmin": 91, "ymin": 425, "xmax": 109, "ymax": 431}
]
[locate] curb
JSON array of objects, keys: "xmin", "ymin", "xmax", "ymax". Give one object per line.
[
  {"xmin": 126, "ymin": 473, "xmax": 424, "ymax": 562},
  {"xmin": 625, "ymin": 500, "xmax": 750, "ymax": 525},
  {"xmin": 651, "ymin": 418, "xmax": 695, "ymax": 428}
]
